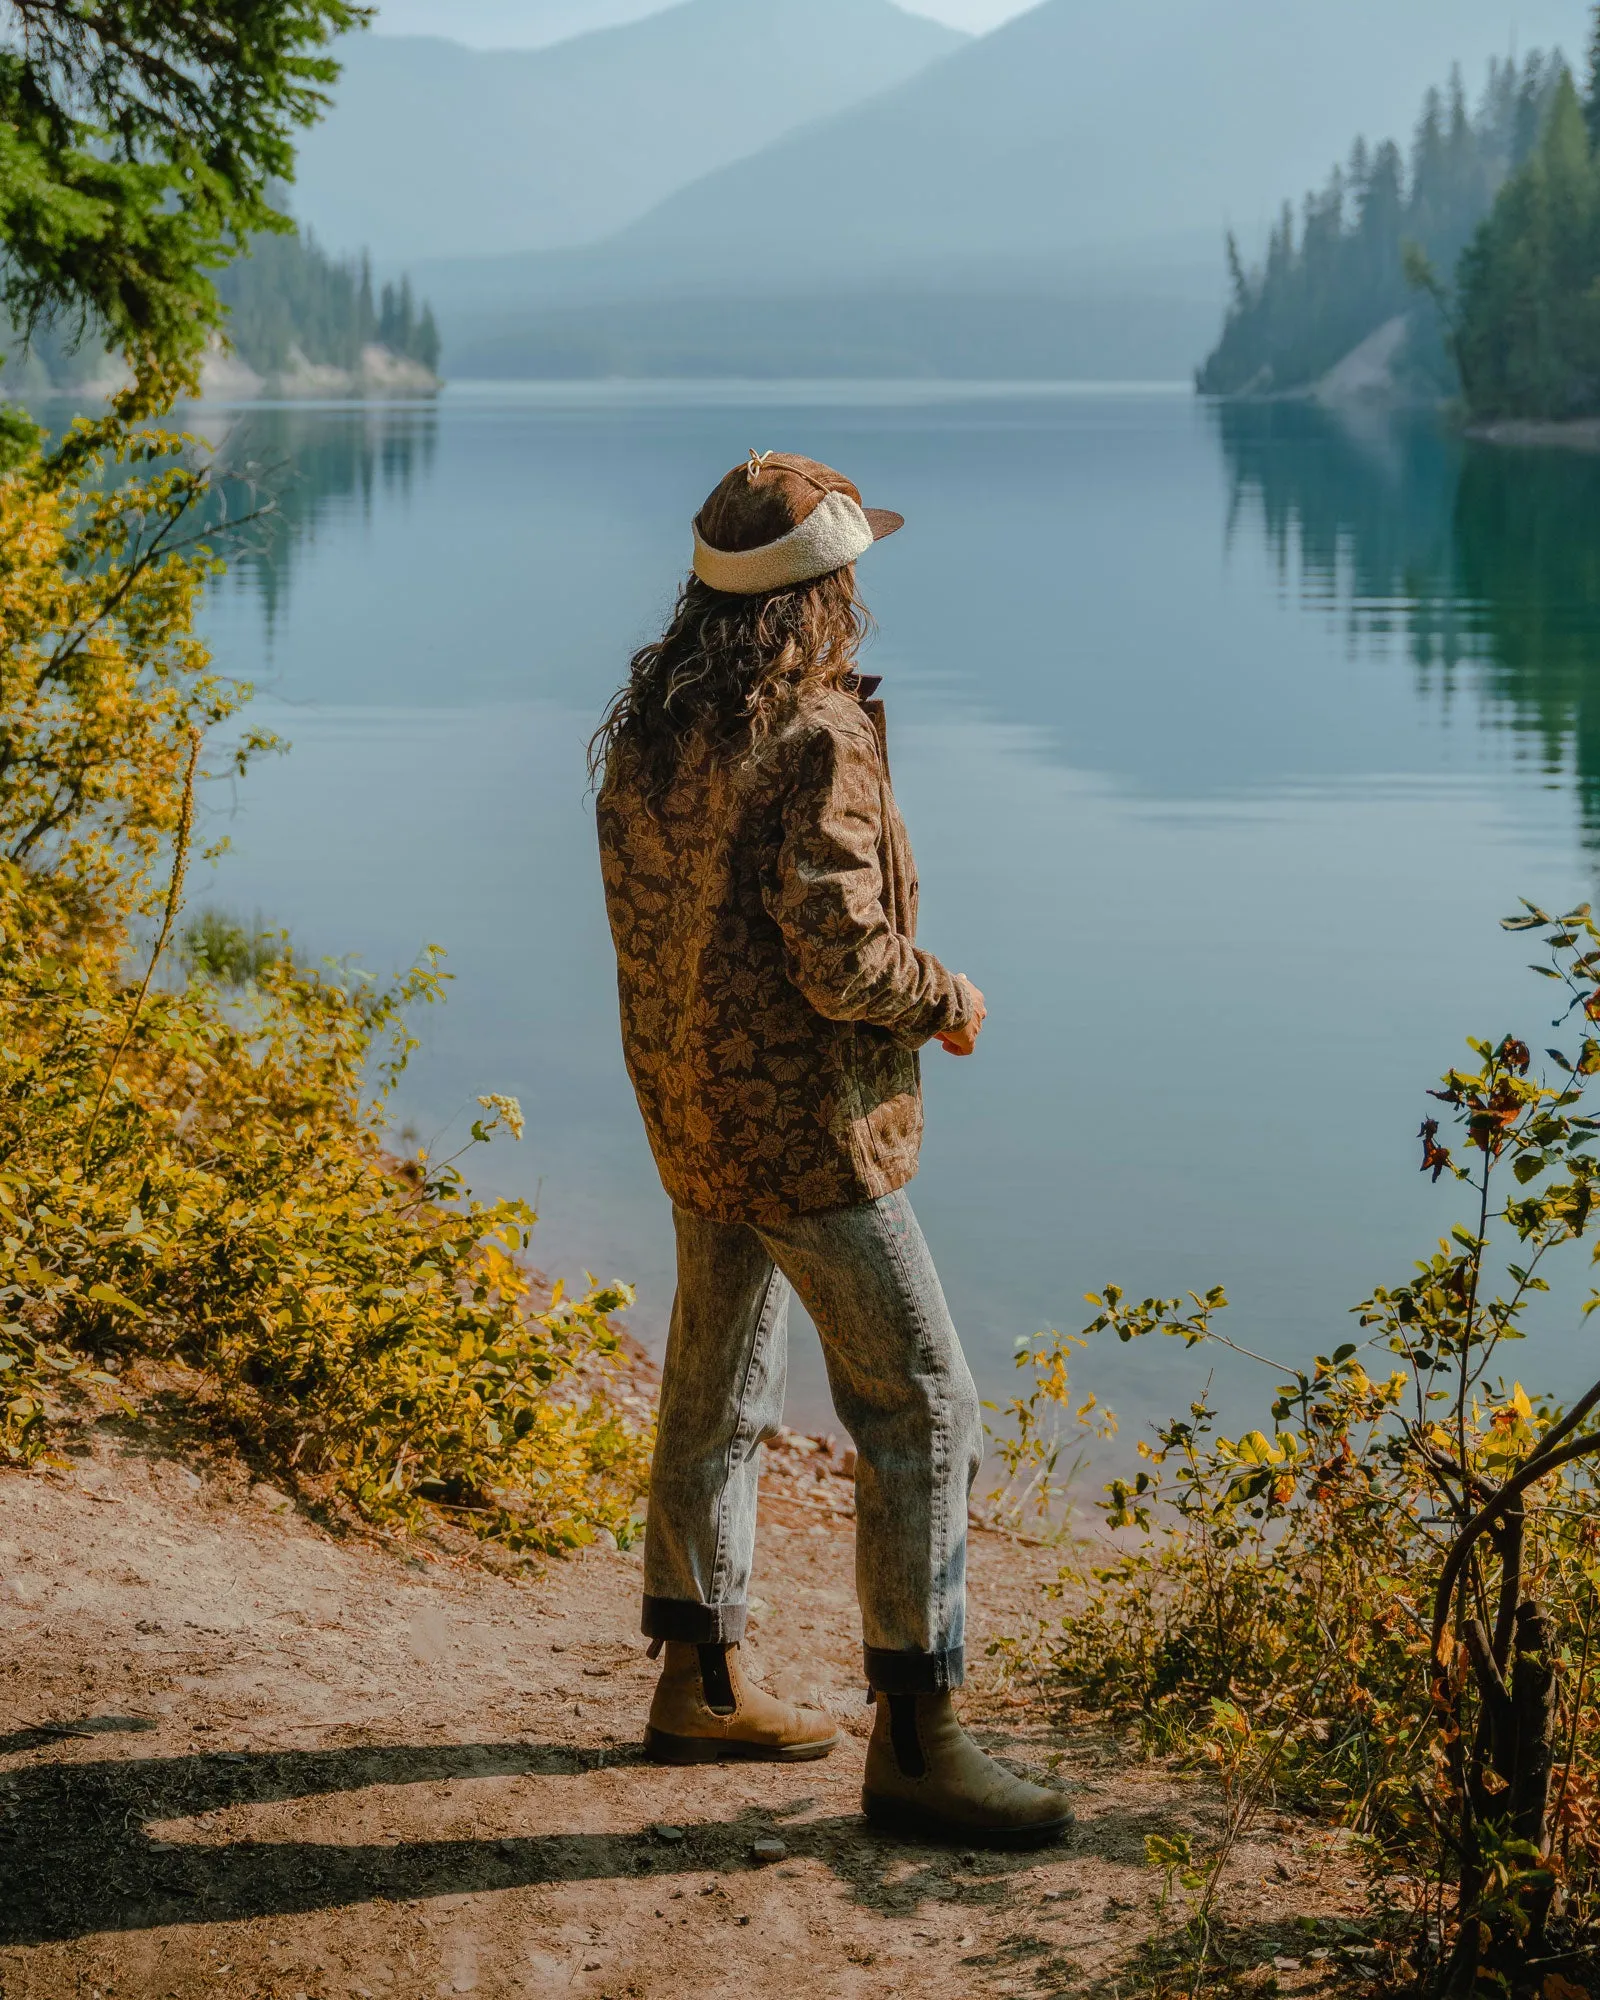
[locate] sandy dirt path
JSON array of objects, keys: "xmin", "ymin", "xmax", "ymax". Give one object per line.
[{"xmin": 0, "ymin": 1399, "xmax": 1363, "ymax": 2000}]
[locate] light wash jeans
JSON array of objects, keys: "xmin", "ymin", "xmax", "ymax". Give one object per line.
[{"xmin": 641, "ymin": 1189, "xmax": 983, "ymax": 1691}]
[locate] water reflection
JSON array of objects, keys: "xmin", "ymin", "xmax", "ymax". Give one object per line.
[
  {"xmin": 1454, "ymin": 447, "xmax": 1600, "ymax": 839},
  {"xmin": 204, "ymin": 401, "xmax": 438, "ymax": 630},
  {"xmin": 194, "ymin": 387, "xmax": 1600, "ymax": 1428},
  {"xmin": 1216, "ymin": 400, "xmax": 1600, "ymax": 843}
]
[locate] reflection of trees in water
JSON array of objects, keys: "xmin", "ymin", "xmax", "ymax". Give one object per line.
[
  {"xmin": 1453, "ymin": 450, "xmax": 1600, "ymax": 834},
  {"xmin": 204, "ymin": 403, "xmax": 439, "ymax": 632},
  {"xmin": 1215, "ymin": 399, "xmax": 1600, "ymax": 843}
]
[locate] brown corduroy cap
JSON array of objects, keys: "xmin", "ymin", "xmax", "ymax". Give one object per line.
[{"xmin": 690, "ymin": 450, "xmax": 904, "ymax": 596}]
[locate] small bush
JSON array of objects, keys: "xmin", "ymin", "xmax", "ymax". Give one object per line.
[
  {"xmin": 1003, "ymin": 907, "xmax": 1600, "ymax": 1985},
  {"xmin": 0, "ymin": 408, "xmax": 650, "ymax": 1553}
]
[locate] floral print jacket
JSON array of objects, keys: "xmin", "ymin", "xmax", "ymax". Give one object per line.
[{"xmin": 597, "ymin": 686, "xmax": 976, "ymax": 1226}]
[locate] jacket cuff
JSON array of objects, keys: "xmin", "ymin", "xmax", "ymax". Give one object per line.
[
  {"xmin": 904, "ymin": 969, "xmax": 975, "ymax": 1047},
  {"xmin": 889, "ymin": 963, "xmax": 976, "ymax": 1051},
  {"xmin": 944, "ymin": 974, "xmax": 979, "ymax": 1032}
]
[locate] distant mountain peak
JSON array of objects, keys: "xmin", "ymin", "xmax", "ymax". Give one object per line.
[
  {"xmin": 300, "ymin": 0, "xmax": 964, "ymax": 261},
  {"xmin": 368, "ymin": 0, "xmax": 972, "ymax": 50}
]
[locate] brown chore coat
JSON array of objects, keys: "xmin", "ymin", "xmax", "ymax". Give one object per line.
[{"xmin": 597, "ymin": 684, "xmax": 976, "ymax": 1227}]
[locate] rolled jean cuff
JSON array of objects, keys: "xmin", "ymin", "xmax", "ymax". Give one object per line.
[
  {"xmin": 642, "ymin": 1594, "xmax": 748, "ymax": 1645},
  {"xmin": 864, "ymin": 1644, "xmax": 965, "ymax": 1692}
]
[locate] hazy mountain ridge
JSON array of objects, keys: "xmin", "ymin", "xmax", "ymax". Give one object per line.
[
  {"xmin": 368, "ymin": 0, "xmax": 991, "ymax": 46},
  {"xmin": 372, "ymin": 0, "xmax": 668, "ymax": 48},
  {"xmin": 408, "ymin": 0, "xmax": 1589, "ymax": 380},
  {"xmin": 290, "ymin": 0, "xmax": 966, "ymax": 264},
  {"xmin": 598, "ymin": 0, "xmax": 1591, "ymax": 277}
]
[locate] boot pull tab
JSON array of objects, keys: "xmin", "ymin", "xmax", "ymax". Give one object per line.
[
  {"xmin": 697, "ymin": 1642, "xmax": 738, "ymax": 1716},
  {"xmin": 888, "ymin": 1691, "xmax": 927, "ymax": 1779},
  {"xmin": 646, "ymin": 1637, "xmax": 664, "ymax": 1661}
]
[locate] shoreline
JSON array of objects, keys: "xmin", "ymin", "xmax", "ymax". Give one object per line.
[
  {"xmin": 3, "ymin": 342, "xmax": 442, "ymax": 406},
  {"xmin": 1461, "ymin": 415, "xmax": 1600, "ymax": 451}
]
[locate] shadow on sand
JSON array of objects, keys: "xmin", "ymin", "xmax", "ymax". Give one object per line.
[{"xmin": 0, "ymin": 1725, "xmax": 1062, "ymax": 1945}]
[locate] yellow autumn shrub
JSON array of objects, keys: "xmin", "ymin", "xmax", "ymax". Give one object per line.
[{"xmin": 0, "ymin": 408, "xmax": 651, "ymax": 1550}]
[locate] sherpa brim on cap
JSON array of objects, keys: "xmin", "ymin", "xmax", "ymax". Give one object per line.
[{"xmin": 693, "ymin": 489, "xmax": 900, "ymax": 596}]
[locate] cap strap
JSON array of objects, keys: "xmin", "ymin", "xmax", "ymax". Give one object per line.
[{"xmin": 746, "ymin": 448, "xmax": 835, "ymax": 499}]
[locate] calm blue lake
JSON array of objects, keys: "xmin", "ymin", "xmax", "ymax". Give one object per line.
[{"xmin": 192, "ymin": 382, "xmax": 1600, "ymax": 1442}]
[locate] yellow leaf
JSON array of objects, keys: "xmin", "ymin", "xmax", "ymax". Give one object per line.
[{"xmin": 86, "ymin": 1283, "xmax": 148, "ymax": 1321}]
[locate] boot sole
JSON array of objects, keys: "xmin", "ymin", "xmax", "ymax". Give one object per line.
[
  {"xmin": 861, "ymin": 1787, "xmax": 1074, "ymax": 1850},
  {"xmin": 644, "ymin": 1726, "xmax": 840, "ymax": 1766}
]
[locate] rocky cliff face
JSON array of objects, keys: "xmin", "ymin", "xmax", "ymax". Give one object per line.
[
  {"xmin": 202, "ymin": 341, "xmax": 441, "ymax": 400},
  {"xmin": 0, "ymin": 339, "xmax": 441, "ymax": 403}
]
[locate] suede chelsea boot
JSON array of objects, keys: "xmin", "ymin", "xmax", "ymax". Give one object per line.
[
  {"xmin": 644, "ymin": 1641, "xmax": 840, "ymax": 1765},
  {"xmin": 862, "ymin": 1690, "xmax": 1073, "ymax": 1848}
]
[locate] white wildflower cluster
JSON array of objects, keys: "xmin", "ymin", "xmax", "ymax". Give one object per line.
[{"xmin": 476, "ymin": 1094, "xmax": 526, "ymax": 1142}]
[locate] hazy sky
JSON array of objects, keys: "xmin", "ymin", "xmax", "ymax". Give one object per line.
[{"xmin": 371, "ymin": 0, "xmax": 1036, "ymax": 44}]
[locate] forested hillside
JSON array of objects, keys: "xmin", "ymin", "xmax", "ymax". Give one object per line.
[
  {"xmin": 1198, "ymin": 56, "xmax": 1560, "ymax": 397},
  {"xmin": 217, "ymin": 230, "xmax": 441, "ymax": 380},
  {"xmin": 1455, "ymin": 46, "xmax": 1600, "ymax": 419},
  {"xmin": 2, "ymin": 230, "xmax": 441, "ymax": 394}
]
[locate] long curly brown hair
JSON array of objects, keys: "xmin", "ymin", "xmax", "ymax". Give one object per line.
[{"xmin": 589, "ymin": 566, "xmax": 870, "ymax": 811}]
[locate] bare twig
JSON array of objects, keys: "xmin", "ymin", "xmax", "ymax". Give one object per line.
[{"xmin": 81, "ymin": 724, "xmax": 200, "ymax": 1163}]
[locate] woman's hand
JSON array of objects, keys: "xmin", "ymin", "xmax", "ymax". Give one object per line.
[{"xmin": 936, "ymin": 980, "xmax": 987, "ymax": 1057}]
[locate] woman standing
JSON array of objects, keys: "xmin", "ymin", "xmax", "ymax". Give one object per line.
[{"xmin": 592, "ymin": 451, "xmax": 1069, "ymax": 1847}]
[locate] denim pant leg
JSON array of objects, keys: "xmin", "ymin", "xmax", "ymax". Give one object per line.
[
  {"xmin": 756, "ymin": 1189, "xmax": 982, "ymax": 1692},
  {"xmin": 641, "ymin": 1205, "xmax": 791, "ymax": 1644}
]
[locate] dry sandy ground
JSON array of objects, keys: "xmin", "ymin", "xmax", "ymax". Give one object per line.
[{"xmin": 0, "ymin": 1401, "xmax": 1367, "ymax": 2000}]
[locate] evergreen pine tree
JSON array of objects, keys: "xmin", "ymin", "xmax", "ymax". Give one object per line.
[
  {"xmin": 1198, "ymin": 53, "xmax": 1561, "ymax": 397},
  {"xmin": 358, "ymin": 254, "xmax": 376, "ymax": 346},
  {"xmin": 1225, "ymin": 231, "xmax": 1251, "ymax": 313},
  {"xmin": 1457, "ymin": 66, "xmax": 1600, "ymax": 418},
  {"xmin": 211, "ymin": 234, "xmax": 443, "ymax": 386},
  {"xmin": 416, "ymin": 305, "xmax": 442, "ymax": 375},
  {"xmin": 1587, "ymin": 1, "xmax": 1600, "ymax": 152}
]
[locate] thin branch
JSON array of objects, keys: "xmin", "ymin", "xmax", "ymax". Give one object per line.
[
  {"xmin": 1432, "ymin": 1418, "xmax": 1600, "ymax": 1666},
  {"xmin": 80, "ymin": 726, "xmax": 199, "ymax": 1164}
]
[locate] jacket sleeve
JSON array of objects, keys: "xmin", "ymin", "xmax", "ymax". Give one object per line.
[{"xmin": 764, "ymin": 719, "xmax": 975, "ymax": 1047}]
